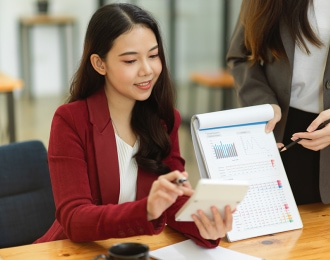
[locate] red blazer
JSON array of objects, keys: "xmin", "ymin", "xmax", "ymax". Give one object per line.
[{"xmin": 35, "ymin": 88, "xmax": 220, "ymax": 248}]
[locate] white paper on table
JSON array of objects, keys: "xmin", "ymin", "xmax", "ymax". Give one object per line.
[{"xmin": 150, "ymin": 240, "xmax": 264, "ymax": 260}]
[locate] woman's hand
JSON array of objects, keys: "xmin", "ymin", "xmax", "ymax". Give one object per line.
[
  {"xmin": 264, "ymin": 104, "xmax": 284, "ymax": 150},
  {"xmin": 291, "ymin": 109, "xmax": 330, "ymax": 151},
  {"xmin": 147, "ymin": 170, "xmax": 193, "ymax": 221},
  {"xmin": 266, "ymin": 104, "xmax": 282, "ymax": 133},
  {"xmin": 191, "ymin": 205, "xmax": 233, "ymax": 240}
]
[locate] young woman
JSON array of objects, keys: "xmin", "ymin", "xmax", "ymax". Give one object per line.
[
  {"xmin": 227, "ymin": 0, "xmax": 330, "ymax": 205},
  {"xmin": 35, "ymin": 3, "xmax": 233, "ymax": 248}
]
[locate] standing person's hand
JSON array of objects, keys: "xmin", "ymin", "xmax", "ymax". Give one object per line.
[
  {"xmin": 290, "ymin": 109, "xmax": 330, "ymax": 151},
  {"xmin": 192, "ymin": 205, "xmax": 233, "ymax": 240},
  {"xmin": 266, "ymin": 104, "xmax": 285, "ymax": 149},
  {"xmin": 266, "ymin": 104, "xmax": 282, "ymax": 133},
  {"xmin": 147, "ymin": 171, "xmax": 193, "ymax": 221}
]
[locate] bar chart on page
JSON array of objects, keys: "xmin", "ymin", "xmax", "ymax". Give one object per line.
[{"xmin": 212, "ymin": 141, "xmax": 238, "ymax": 159}]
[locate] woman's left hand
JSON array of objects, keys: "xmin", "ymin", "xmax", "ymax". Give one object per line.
[
  {"xmin": 191, "ymin": 205, "xmax": 233, "ymax": 240},
  {"xmin": 291, "ymin": 109, "xmax": 330, "ymax": 151},
  {"xmin": 266, "ymin": 104, "xmax": 282, "ymax": 133}
]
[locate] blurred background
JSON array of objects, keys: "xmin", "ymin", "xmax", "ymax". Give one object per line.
[{"xmin": 0, "ymin": 0, "xmax": 242, "ymax": 187}]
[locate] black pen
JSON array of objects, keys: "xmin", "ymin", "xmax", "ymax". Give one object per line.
[
  {"xmin": 280, "ymin": 119, "xmax": 330, "ymax": 152},
  {"xmin": 176, "ymin": 177, "xmax": 187, "ymax": 185},
  {"xmin": 279, "ymin": 138, "xmax": 311, "ymax": 152}
]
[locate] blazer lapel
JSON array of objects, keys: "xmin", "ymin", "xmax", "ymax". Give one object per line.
[
  {"xmin": 280, "ymin": 20, "xmax": 295, "ymax": 69},
  {"xmin": 87, "ymin": 88, "xmax": 120, "ymax": 205},
  {"xmin": 323, "ymin": 46, "xmax": 330, "ymax": 109}
]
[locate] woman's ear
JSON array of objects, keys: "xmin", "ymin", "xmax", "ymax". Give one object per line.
[{"xmin": 90, "ymin": 54, "xmax": 106, "ymax": 75}]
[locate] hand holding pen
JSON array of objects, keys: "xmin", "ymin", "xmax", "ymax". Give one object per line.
[
  {"xmin": 147, "ymin": 171, "xmax": 192, "ymax": 221},
  {"xmin": 176, "ymin": 177, "xmax": 187, "ymax": 185},
  {"xmin": 280, "ymin": 119, "xmax": 330, "ymax": 152}
]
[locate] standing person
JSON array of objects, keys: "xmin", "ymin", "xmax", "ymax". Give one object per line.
[
  {"xmin": 34, "ymin": 3, "xmax": 233, "ymax": 247},
  {"xmin": 227, "ymin": 0, "xmax": 330, "ymax": 205}
]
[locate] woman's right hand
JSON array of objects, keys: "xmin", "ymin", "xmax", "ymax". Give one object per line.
[{"xmin": 147, "ymin": 170, "xmax": 193, "ymax": 221}]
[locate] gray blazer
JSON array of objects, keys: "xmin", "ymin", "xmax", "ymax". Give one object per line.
[{"xmin": 226, "ymin": 19, "xmax": 330, "ymax": 203}]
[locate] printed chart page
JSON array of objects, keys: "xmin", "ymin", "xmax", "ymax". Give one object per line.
[{"xmin": 191, "ymin": 104, "xmax": 303, "ymax": 242}]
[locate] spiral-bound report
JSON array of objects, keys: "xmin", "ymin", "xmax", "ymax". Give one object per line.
[{"xmin": 191, "ymin": 104, "xmax": 303, "ymax": 242}]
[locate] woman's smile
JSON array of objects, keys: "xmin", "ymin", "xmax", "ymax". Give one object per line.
[{"xmin": 135, "ymin": 80, "xmax": 152, "ymax": 90}]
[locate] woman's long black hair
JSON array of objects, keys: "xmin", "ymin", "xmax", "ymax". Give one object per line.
[{"xmin": 68, "ymin": 3, "xmax": 176, "ymax": 175}]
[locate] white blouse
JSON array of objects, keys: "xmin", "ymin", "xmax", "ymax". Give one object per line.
[
  {"xmin": 290, "ymin": 0, "xmax": 330, "ymax": 113},
  {"xmin": 115, "ymin": 134, "xmax": 139, "ymax": 204}
]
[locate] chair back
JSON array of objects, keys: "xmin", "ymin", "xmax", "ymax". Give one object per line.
[{"xmin": 0, "ymin": 140, "xmax": 55, "ymax": 248}]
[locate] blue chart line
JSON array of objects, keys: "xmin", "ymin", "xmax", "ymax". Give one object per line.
[{"xmin": 212, "ymin": 141, "xmax": 238, "ymax": 159}]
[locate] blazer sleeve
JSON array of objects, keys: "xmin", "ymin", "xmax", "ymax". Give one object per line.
[
  {"xmin": 163, "ymin": 109, "xmax": 220, "ymax": 248},
  {"xmin": 48, "ymin": 105, "xmax": 164, "ymax": 242},
  {"xmin": 165, "ymin": 196, "xmax": 220, "ymax": 248},
  {"xmin": 226, "ymin": 18, "xmax": 280, "ymax": 107}
]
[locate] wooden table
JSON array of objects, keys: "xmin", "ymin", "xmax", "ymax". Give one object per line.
[
  {"xmin": 0, "ymin": 73, "xmax": 23, "ymax": 143},
  {"xmin": 0, "ymin": 203, "xmax": 329, "ymax": 260},
  {"xmin": 221, "ymin": 203, "xmax": 330, "ymax": 259}
]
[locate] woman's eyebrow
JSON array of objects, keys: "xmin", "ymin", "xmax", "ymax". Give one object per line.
[{"xmin": 119, "ymin": 45, "xmax": 158, "ymax": 57}]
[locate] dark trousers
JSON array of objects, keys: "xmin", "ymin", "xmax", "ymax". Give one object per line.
[{"xmin": 280, "ymin": 107, "xmax": 321, "ymax": 205}]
